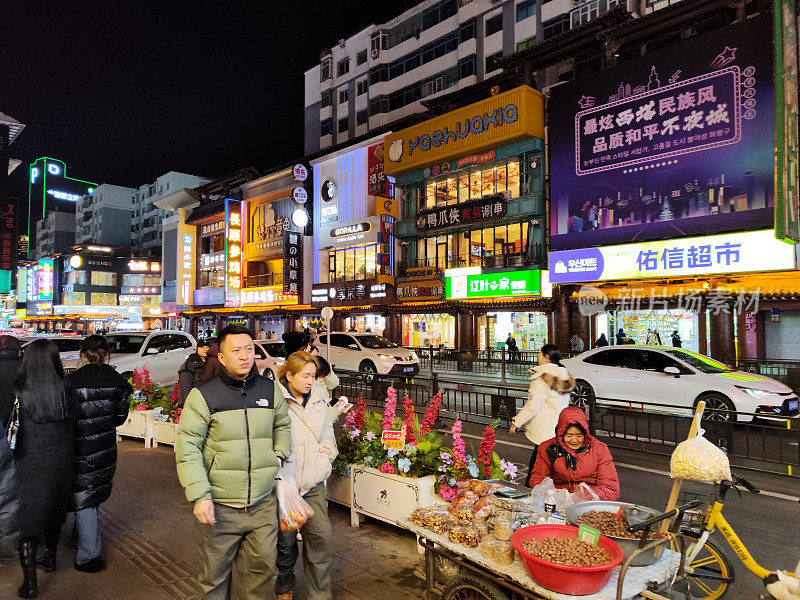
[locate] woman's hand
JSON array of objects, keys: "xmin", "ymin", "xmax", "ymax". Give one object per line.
[{"xmin": 509, "ymin": 424, "xmax": 517, "ymax": 434}]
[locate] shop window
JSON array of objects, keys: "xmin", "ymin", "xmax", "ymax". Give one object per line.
[
  {"xmin": 90, "ymin": 271, "xmax": 117, "ymax": 286},
  {"xmin": 331, "ymin": 243, "xmax": 380, "ymax": 282},
  {"xmin": 485, "ymin": 13, "xmax": 503, "ymax": 36}
]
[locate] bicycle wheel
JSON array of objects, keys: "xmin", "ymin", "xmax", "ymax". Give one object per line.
[{"xmin": 672, "ymin": 532, "xmax": 735, "ymax": 600}]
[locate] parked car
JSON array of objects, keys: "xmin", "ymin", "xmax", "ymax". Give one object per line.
[
  {"xmin": 61, "ymin": 330, "xmax": 196, "ymax": 386},
  {"xmin": 317, "ymin": 332, "xmax": 419, "ymax": 379},
  {"xmin": 562, "ymin": 346, "xmax": 799, "ymax": 421},
  {"xmin": 254, "ymin": 340, "xmax": 284, "ymax": 379},
  {"xmin": 22, "ymin": 335, "xmax": 86, "ymax": 372}
]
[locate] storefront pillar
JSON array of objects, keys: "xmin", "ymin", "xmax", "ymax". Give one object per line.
[
  {"xmin": 571, "ymin": 306, "xmax": 590, "ymax": 353},
  {"xmin": 755, "ymin": 310, "xmax": 767, "ymax": 360},
  {"xmin": 735, "ymin": 310, "xmax": 747, "ymax": 362},
  {"xmin": 215, "ymin": 315, "xmax": 225, "ymax": 336},
  {"xmin": 285, "ymin": 315, "xmax": 298, "ymax": 334},
  {"xmin": 383, "ymin": 312, "xmax": 402, "ymax": 344},
  {"xmin": 456, "ymin": 310, "xmax": 475, "ymax": 349},
  {"xmin": 553, "ymin": 286, "xmax": 571, "ymax": 353},
  {"xmin": 247, "ymin": 316, "xmax": 257, "ymax": 336},
  {"xmin": 709, "ymin": 309, "xmax": 735, "ymax": 362},
  {"xmin": 698, "ymin": 310, "xmax": 708, "ymax": 356}
]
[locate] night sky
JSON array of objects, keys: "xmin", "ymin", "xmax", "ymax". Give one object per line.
[{"xmin": 3, "ymin": 1, "xmax": 413, "ymax": 198}]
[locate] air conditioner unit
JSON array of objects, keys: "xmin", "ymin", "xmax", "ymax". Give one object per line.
[{"xmin": 371, "ymin": 48, "xmax": 380, "ymax": 59}]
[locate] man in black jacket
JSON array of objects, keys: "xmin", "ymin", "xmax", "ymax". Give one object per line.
[{"xmin": 178, "ymin": 339, "xmax": 212, "ymax": 405}]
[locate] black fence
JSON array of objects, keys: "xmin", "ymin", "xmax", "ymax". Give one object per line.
[
  {"xmin": 405, "ymin": 346, "xmax": 542, "ymax": 379},
  {"xmin": 722, "ymin": 357, "xmax": 800, "ymax": 393},
  {"xmin": 331, "ymin": 370, "xmax": 800, "ymax": 478}
]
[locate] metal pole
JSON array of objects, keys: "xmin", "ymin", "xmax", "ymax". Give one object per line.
[{"xmin": 500, "ymin": 347, "xmax": 508, "ymax": 385}]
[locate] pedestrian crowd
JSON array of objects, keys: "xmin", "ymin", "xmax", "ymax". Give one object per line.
[{"xmin": 0, "ymin": 324, "xmax": 346, "ymax": 600}]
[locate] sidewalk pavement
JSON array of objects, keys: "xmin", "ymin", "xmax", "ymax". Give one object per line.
[{"xmin": 0, "ymin": 442, "xmax": 426, "ymax": 600}]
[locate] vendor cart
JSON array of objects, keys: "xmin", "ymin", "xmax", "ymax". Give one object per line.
[{"xmin": 398, "ymin": 514, "xmax": 695, "ymax": 600}]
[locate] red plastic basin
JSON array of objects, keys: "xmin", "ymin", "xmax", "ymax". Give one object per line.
[{"xmin": 511, "ymin": 524, "xmax": 624, "ymax": 596}]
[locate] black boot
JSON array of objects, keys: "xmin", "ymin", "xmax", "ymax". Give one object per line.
[
  {"xmin": 36, "ymin": 548, "xmax": 56, "ymax": 573},
  {"xmin": 18, "ymin": 540, "xmax": 38, "ymax": 599}
]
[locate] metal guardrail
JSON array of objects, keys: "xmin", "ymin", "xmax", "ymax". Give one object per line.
[
  {"xmin": 331, "ymin": 369, "xmax": 800, "ymax": 478},
  {"xmin": 721, "ymin": 357, "xmax": 800, "ymax": 392}
]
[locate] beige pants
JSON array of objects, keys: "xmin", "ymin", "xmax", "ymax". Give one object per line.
[{"xmin": 195, "ymin": 493, "xmax": 278, "ymax": 600}]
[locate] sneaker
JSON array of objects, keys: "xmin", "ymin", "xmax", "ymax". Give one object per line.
[{"xmin": 74, "ymin": 558, "xmax": 105, "ymax": 573}]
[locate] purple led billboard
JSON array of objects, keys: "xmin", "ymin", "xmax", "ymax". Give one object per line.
[{"xmin": 549, "ymin": 14, "xmax": 775, "ymax": 250}]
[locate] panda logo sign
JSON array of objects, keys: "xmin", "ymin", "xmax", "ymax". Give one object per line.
[{"xmin": 388, "ymin": 139, "xmax": 403, "ymax": 162}]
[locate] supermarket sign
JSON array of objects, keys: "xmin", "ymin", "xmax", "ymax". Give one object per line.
[
  {"xmin": 446, "ymin": 268, "xmax": 541, "ymax": 299},
  {"xmin": 548, "ymin": 229, "xmax": 797, "ymax": 283}
]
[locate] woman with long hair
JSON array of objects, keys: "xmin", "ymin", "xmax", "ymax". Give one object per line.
[
  {"xmin": 509, "ymin": 344, "xmax": 576, "ymax": 487},
  {"xmin": 5, "ymin": 339, "xmax": 75, "ymax": 599},
  {"xmin": 275, "ymin": 351, "xmax": 337, "ymax": 600},
  {"xmin": 46, "ymin": 335, "xmax": 132, "ymax": 574}
]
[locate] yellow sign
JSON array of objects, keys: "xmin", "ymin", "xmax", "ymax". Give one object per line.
[
  {"xmin": 375, "ymin": 195, "xmax": 399, "ymax": 219},
  {"xmin": 384, "ymin": 85, "xmax": 544, "ymax": 175},
  {"xmin": 381, "ymin": 425, "xmax": 407, "ymax": 450}
]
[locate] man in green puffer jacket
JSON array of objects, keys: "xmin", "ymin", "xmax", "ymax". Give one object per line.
[{"xmin": 176, "ymin": 325, "xmax": 292, "ymax": 600}]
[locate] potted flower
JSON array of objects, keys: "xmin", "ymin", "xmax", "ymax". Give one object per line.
[{"xmin": 117, "ymin": 367, "xmax": 179, "ymax": 448}]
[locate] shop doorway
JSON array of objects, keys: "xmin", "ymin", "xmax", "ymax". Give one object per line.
[
  {"xmin": 344, "ymin": 314, "xmax": 386, "ymax": 335},
  {"xmin": 599, "ymin": 309, "xmax": 699, "ymax": 352},
  {"xmin": 478, "ymin": 312, "xmax": 548, "ymax": 351},
  {"xmin": 402, "ymin": 314, "xmax": 455, "ymax": 348}
]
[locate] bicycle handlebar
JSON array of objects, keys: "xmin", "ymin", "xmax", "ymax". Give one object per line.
[
  {"xmin": 734, "ymin": 475, "xmax": 760, "ymax": 495},
  {"xmin": 627, "ymin": 500, "xmax": 702, "ymax": 533}
]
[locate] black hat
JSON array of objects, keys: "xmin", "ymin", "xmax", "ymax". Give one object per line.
[
  {"xmin": 282, "ymin": 330, "xmax": 310, "ymax": 356},
  {"xmin": 197, "ymin": 338, "xmax": 213, "ymax": 348}
]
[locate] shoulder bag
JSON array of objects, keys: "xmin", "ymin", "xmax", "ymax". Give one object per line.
[{"xmin": 5, "ymin": 396, "xmax": 20, "ymax": 451}]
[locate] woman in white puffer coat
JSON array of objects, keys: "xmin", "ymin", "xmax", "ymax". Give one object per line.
[
  {"xmin": 276, "ymin": 351, "xmax": 338, "ymax": 600},
  {"xmin": 509, "ymin": 344, "xmax": 576, "ymax": 486}
]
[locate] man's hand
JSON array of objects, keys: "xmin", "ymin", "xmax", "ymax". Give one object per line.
[
  {"xmin": 509, "ymin": 424, "xmax": 517, "ymax": 434},
  {"xmin": 193, "ymin": 499, "xmax": 216, "ymax": 525}
]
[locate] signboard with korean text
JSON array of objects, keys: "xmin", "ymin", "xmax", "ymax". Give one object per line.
[
  {"xmin": 446, "ymin": 269, "xmax": 541, "ymax": 299},
  {"xmin": 367, "ymin": 143, "xmax": 389, "ymax": 196},
  {"xmin": 416, "ymin": 194, "xmax": 507, "ymax": 233},
  {"xmin": 224, "ymin": 200, "xmax": 242, "ymax": 308},
  {"xmin": 548, "ymin": 229, "xmax": 796, "ymax": 283},
  {"xmin": 385, "ymin": 86, "xmax": 545, "ymax": 175},
  {"xmin": 283, "ymin": 230, "xmax": 302, "ymax": 297},
  {"xmin": 550, "ymin": 15, "xmax": 776, "ymax": 250},
  {"xmin": 311, "ymin": 280, "xmax": 395, "ymax": 306}
]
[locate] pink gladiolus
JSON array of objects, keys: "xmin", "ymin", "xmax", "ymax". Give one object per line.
[
  {"xmin": 382, "ymin": 386, "xmax": 397, "ymax": 432},
  {"xmin": 451, "ymin": 418, "xmax": 466, "ymax": 464}
]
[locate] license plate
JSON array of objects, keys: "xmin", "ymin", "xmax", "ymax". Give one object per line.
[
  {"xmin": 788, "ymin": 399, "xmax": 799, "ymax": 412},
  {"xmin": 403, "ymin": 366, "xmax": 415, "ymax": 373}
]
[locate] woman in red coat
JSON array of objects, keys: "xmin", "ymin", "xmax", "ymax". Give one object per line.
[{"xmin": 529, "ymin": 406, "xmax": 620, "ymax": 501}]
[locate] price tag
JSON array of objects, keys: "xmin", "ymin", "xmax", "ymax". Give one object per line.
[
  {"xmin": 547, "ymin": 513, "xmax": 566, "ymax": 525},
  {"xmin": 578, "ymin": 524, "xmax": 601, "ymax": 546}
]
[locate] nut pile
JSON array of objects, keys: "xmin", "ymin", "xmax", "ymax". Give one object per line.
[
  {"xmin": 522, "ymin": 537, "xmax": 612, "ymax": 567},
  {"xmin": 576, "ymin": 510, "xmax": 660, "ymax": 540},
  {"xmin": 409, "ymin": 507, "xmax": 456, "ymax": 535}
]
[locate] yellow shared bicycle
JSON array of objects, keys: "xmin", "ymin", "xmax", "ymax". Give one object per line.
[{"xmin": 665, "ymin": 475, "xmax": 800, "ymax": 600}]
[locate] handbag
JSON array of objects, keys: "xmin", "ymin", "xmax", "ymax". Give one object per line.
[{"xmin": 5, "ymin": 396, "xmax": 19, "ymax": 451}]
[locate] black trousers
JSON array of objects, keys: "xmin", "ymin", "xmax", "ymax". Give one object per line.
[{"xmin": 526, "ymin": 444, "xmax": 539, "ymax": 487}]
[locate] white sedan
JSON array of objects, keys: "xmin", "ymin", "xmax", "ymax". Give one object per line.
[{"xmin": 562, "ymin": 346, "xmax": 799, "ymax": 421}]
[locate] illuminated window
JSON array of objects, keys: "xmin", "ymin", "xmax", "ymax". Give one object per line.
[
  {"xmin": 90, "ymin": 271, "xmax": 117, "ymax": 286},
  {"xmin": 90, "ymin": 292, "xmax": 117, "ymax": 305}
]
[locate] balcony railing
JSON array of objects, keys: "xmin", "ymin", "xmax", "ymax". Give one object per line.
[
  {"xmin": 398, "ymin": 245, "xmax": 542, "ymax": 277},
  {"xmin": 244, "ymin": 272, "xmax": 284, "ymax": 288}
]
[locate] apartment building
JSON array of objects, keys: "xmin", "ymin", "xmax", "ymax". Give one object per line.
[
  {"xmin": 303, "ymin": 0, "xmax": 685, "ymax": 155},
  {"xmin": 34, "ymin": 211, "xmax": 75, "ymax": 258},
  {"xmin": 75, "ymin": 183, "xmax": 137, "ymax": 252},
  {"xmin": 130, "ymin": 171, "xmax": 209, "ymax": 257}
]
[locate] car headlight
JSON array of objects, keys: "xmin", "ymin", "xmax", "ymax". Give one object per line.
[
  {"xmin": 735, "ymin": 386, "xmax": 777, "ymax": 398},
  {"xmin": 377, "ymin": 354, "xmax": 394, "ymax": 361}
]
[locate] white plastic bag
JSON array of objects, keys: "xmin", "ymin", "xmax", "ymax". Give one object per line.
[
  {"xmin": 276, "ymin": 475, "xmax": 315, "ymax": 531},
  {"xmin": 670, "ymin": 429, "xmax": 731, "ymax": 483},
  {"xmin": 571, "ymin": 482, "xmax": 600, "ymax": 503},
  {"xmin": 530, "ymin": 477, "xmax": 555, "ymax": 513}
]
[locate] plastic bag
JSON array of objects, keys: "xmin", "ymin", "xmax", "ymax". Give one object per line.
[
  {"xmin": 571, "ymin": 482, "xmax": 600, "ymax": 503},
  {"xmin": 670, "ymin": 429, "xmax": 731, "ymax": 483},
  {"xmin": 277, "ymin": 476, "xmax": 315, "ymax": 531},
  {"xmin": 472, "ymin": 494, "xmax": 495, "ymax": 520},
  {"xmin": 460, "ymin": 479, "xmax": 501, "ymax": 497},
  {"xmin": 449, "ymin": 490, "xmax": 479, "ymax": 514},
  {"xmin": 529, "ymin": 477, "xmax": 556, "ymax": 513}
]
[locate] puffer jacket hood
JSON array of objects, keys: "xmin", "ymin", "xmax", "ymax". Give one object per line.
[
  {"xmin": 555, "ymin": 406, "xmax": 593, "ymax": 455},
  {"xmin": 513, "ymin": 362, "xmax": 576, "ymax": 446},
  {"xmin": 531, "ymin": 362, "xmax": 576, "ymax": 394},
  {"xmin": 69, "ymin": 363, "xmax": 133, "ymax": 510}
]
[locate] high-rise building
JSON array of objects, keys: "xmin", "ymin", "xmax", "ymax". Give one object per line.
[
  {"xmin": 303, "ymin": 0, "xmax": 545, "ymax": 154},
  {"xmin": 131, "ymin": 171, "xmax": 209, "ymax": 257},
  {"xmin": 0, "ymin": 112, "xmax": 24, "ymax": 291},
  {"xmin": 75, "ymin": 184, "xmax": 138, "ymax": 252}
]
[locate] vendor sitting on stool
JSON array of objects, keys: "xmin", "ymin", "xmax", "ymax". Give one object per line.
[{"xmin": 529, "ymin": 406, "xmax": 620, "ymax": 501}]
